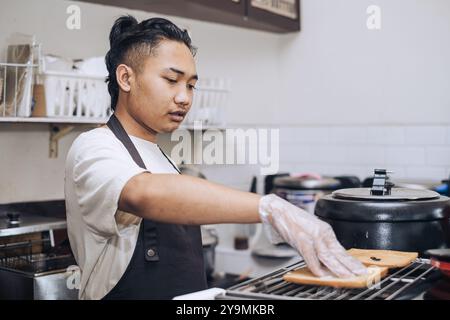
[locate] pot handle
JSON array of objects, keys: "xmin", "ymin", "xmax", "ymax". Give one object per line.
[
  {"xmin": 425, "ymin": 249, "xmax": 450, "ymax": 262},
  {"xmin": 424, "ymin": 249, "xmax": 450, "ymax": 276}
]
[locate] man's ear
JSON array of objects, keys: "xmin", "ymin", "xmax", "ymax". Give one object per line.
[{"xmin": 116, "ymin": 64, "xmax": 132, "ymax": 92}]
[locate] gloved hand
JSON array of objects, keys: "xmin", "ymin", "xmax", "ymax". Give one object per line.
[{"xmin": 259, "ymin": 194, "xmax": 367, "ymax": 278}]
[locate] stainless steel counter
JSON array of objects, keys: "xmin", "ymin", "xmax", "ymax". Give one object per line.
[
  {"xmin": 0, "ymin": 212, "xmax": 67, "ymax": 237},
  {"xmin": 0, "ymin": 199, "xmax": 67, "ymax": 237}
]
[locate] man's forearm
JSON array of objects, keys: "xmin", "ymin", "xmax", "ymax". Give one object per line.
[{"xmin": 120, "ymin": 173, "xmax": 262, "ymax": 225}]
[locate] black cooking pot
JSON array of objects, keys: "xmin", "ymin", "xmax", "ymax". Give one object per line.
[{"xmin": 315, "ymin": 187, "xmax": 450, "ymax": 256}]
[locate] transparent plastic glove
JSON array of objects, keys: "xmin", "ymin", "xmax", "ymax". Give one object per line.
[{"xmin": 259, "ymin": 194, "xmax": 367, "ymax": 278}]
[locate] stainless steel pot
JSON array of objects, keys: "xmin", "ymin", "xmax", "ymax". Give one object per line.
[{"xmin": 272, "ymin": 175, "xmax": 343, "ymax": 214}]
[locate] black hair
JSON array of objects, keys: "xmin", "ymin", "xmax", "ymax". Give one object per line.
[{"xmin": 105, "ymin": 15, "xmax": 196, "ymax": 111}]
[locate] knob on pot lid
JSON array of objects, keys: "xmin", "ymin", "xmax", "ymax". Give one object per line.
[{"xmin": 332, "ymin": 187, "xmax": 441, "ymax": 201}]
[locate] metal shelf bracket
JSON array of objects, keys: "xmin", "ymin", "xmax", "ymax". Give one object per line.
[{"xmin": 49, "ymin": 123, "xmax": 75, "ymax": 158}]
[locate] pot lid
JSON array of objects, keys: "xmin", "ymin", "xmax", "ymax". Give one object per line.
[
  {"xmin": 273, "ymin": 176, "xmax": 341, "ymax": 190},
  {"xmin": 315, "ymin": 193, "xmax": 450, "ymax": 222},
  {"xmin": 332, "ymin": 187, "xmax": 441, "ymax": 201},
  {"xmin": 315, "ymin": 169, "xmax": 450, "ymax": 222}
]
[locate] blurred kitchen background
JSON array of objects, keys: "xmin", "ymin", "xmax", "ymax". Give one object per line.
[{"xmin": 0, "ymin": 0, "xmax": 449, "ymax": 299}]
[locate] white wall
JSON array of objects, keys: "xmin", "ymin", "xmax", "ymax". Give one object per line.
[
  {"xmin": 277, "ymin": 0, "xmax": 450, "ymax": 126},
  {"xmin": 0, "ymin": 124, "xmax": 87, "ymax": 203}
]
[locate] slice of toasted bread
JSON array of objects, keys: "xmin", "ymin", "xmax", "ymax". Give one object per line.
[
  {"xmin": 347, "ymin": 249, "xmax": 418, "ymax": 268},
  {"xmin": 283, "ymin": 265, "xmax": 389, "ymax": 289}
]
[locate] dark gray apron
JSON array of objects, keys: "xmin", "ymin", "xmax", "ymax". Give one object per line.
[{"xmin": 102, "ymin": 114, "xmax": 207, "ymax": 300}]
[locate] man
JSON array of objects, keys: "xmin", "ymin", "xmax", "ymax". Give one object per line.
[{"xmin": 65, "ymin": 15, "xmax": 366, "ymax": 300}]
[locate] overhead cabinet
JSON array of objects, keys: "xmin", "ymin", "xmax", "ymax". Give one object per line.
[{"xmin": 76, "ymin": 0, "xmax": 300, "ymax": 33}]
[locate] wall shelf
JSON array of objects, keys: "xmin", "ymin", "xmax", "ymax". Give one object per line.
[
  {"xmin": 0, "ymin": 117, "xmax": 106, "ymax": 158},
  {"xmin": 0, "ymin": 117, "xmax": 108, "ymax": 124}
]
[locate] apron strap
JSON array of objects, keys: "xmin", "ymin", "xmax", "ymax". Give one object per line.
[
  {"xmin": 106, "ymin": 113, "xmax": 146, "ymax": 169},
  {"xmin": 157, "ymin": 145, "xmax": 181, "ymax": 174},
  {"xmin": 106, "ymin": 113, "xmax": 160, "ymax": 262}
]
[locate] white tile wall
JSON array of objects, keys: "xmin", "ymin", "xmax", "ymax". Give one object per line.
[
  {"xmin": 328, "ymin": 127, "xmax": 367, "ymax": 145},
  {"xmin": 404, "ymin": 126, "xmax": 447, "ymax": 145},
  {"xmin": 405, "ymin": 166, "xmax": 447, "ymax": 180},
  {"xmin": 295, "ymin": 128, "xmax": 329, "ymax": 144},
  {"xmin": 385, "ymin": 147, "xmax": 426, "ymax": 166},
  {"xmin": 367, "ymin": 127, "xmax": 405, "ymax": 145},
  {"xmin": 425, "ymin": 146, "xmax": 450, "ymax": 166},
  {"xmin": 163, "ymin": 125, "xmax": 450, "ymax": 193},
  {"xmin": 276, "ymin": 125, "xmax": 450, "ymax": 182},
  {"xmin": 446, "ymin": 126, "xmax": 450, "ymax": 144}
]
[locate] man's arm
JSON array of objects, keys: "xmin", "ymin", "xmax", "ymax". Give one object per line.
[
  {"xmin": 118, "ymin": 172, "xmax": 261, "ymax": 225},
  {"xmin": 118, "ymin": 172, "xmax": 368, "ymax": 279}
]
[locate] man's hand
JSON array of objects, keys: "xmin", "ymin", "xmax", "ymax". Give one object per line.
[{"xmin": 259, "ymin": 194, "xmax": 367, "ymax": 278}]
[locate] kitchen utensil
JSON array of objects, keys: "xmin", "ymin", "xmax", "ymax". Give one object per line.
[{"xmin": 3, "ymin": 44, "xmax": 34, "ymax": 117}]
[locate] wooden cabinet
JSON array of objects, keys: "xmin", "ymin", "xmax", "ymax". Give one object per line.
[
  {"xmin": 188, "ymin": 0, "xmax": 245, "ymax": 16},
  {"xmin": 76, "ymin": 0, "xmax": 300, "ymax": 33},
  {"xmin": 247, "ymin": 0, "xmax": 300, "ymax": 32}
]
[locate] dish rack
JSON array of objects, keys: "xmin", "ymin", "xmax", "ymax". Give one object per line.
[
  {"xmin": 1, "ymin": 60, "xmax": 230, "ymax": 124},
  {"xmin": 184, "ymin": 78, "xmax": 231, "ymax": 127},
  {"xmin": 0, "ymin": 61, "xmax": 110, "ymax": 120},
  {"xmin": 36, "ymin": 70, "xmax": 110, "ymax": 119}
]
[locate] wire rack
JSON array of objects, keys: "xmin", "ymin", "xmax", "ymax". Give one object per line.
[
  {"xmin": 220, "ymin": 259, "xmax": 440, "ymax": 300},
  {"xmin": 0, "ymin": 237, "xmax": 74, "ymax": 274}
]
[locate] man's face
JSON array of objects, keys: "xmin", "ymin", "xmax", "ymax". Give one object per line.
[{"xmin": 128, "ymin": 40, "xmax": 197, "ymax": 133}]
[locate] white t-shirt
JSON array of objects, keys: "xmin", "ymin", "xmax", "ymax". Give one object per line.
[{"xmin": 64, "ymin": 127, "xmax": 179, "ymax": 300}]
